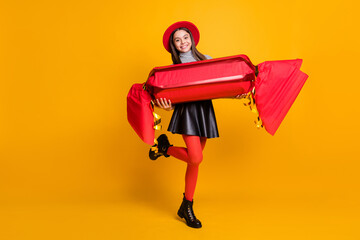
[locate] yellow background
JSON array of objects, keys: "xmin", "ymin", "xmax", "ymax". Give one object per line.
[{"xmin": 1, "ymin": 0, "xmax": 359, "ymax": 239}]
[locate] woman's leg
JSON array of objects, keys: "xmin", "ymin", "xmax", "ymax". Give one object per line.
[
  {"xmin": 167, "ymin": 136, "xmax": 206, "ymax": 162},
  {"xmin": 167, "ymin": 135, "xmax": 207, "ymax": 201}
]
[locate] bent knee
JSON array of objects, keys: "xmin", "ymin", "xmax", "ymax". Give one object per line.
[{"xmin": 188, "ymin": 155, "xmax": 203, "ymax": 165}]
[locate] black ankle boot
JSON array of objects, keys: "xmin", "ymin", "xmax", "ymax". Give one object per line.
[
  {"xmin": 149, "ymin": 134, "xmax": 172, "ymax": 160},
  {"xmin": 177, "ymin": 193, "xmax": 202, "ymax": 228}
]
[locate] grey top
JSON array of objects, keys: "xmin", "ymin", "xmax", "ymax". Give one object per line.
[{"xmin": 179, "ymin": 51, "xmax": 212, "ymax": 63}]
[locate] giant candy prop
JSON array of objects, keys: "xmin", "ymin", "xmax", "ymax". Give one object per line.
[{"xmin": 127, "ymin": 54, "xmax": 308, "ymax": 145}]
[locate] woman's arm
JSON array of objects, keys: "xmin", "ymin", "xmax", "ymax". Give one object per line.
[{"xmin": 156, "ymin": 94, "xmax": 246, "ymax": 110}]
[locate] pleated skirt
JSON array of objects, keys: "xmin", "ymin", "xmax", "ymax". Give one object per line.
[{"xmin": 167, "ymin": 100, "xmax": 219, "ymax": 138}]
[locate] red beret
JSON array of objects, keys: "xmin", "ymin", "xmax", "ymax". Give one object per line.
[{"xmin": 162, "ymin": 21, "xmax": 200, "ymax": 53}]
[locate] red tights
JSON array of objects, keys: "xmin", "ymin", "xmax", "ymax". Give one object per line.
[{"xmin": 167, "ymin": 135, "xmax": 207, "ymax": 201}]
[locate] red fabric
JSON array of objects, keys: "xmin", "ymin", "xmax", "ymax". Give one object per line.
[
  {"xmin": 255, "ymin": 59, "xmax": 308, "ymax": 135},
  {"xmin": 146, "ymin": 55, "xmax": 256, "ymax": 103},
  {"xmin": 167, "ymin": 135, "xmax": 207, "ymax": 201},
  {"xmin": 127, "ymin": 84, "xmax": 154, "ymax": 145},
  {"xmin": 126, "ymin": 54, "xmax": 309, "ymax": 144}
]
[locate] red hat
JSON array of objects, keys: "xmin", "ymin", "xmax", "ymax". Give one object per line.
[{"xmin": 163, "ymin": 21, "xmax": 200, "ymax": 53}]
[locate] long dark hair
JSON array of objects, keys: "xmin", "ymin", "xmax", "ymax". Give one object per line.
[{"xmin": 169, "ymin": 27, "xmax": 207, "ymax": 64}]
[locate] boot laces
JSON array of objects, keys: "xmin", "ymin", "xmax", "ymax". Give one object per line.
[{"xmin": 187, "ymin": 205, "xmax": 196, "ymax": 222}]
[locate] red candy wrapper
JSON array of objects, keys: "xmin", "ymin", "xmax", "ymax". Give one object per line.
[{"xmin": 127, "ymin": 54, "xmax": 308, "ymax": 144}]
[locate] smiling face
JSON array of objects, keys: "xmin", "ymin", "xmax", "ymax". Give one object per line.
[{"xmin": 172, "ymin": 29, "xmax": 192, "ymax": 53}]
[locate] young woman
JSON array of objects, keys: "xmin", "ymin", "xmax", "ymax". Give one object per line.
[{"xmin": 149, "ymin": 21, "xmax": 244, "ymax": 228}]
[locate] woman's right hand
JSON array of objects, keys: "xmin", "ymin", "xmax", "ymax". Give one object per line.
[{"xmin": 155, "ymin": 98, "xmax": 174, "ymax": 111}]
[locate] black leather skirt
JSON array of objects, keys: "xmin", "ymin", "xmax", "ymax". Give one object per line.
[{"xmin": 167, "ymin": 100, "xmax": 219, "ymax": 138}]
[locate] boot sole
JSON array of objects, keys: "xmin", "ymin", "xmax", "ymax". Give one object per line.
[{"xmin": 177, "ymin": 210, "xmax": 202, "ymax": 228}]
